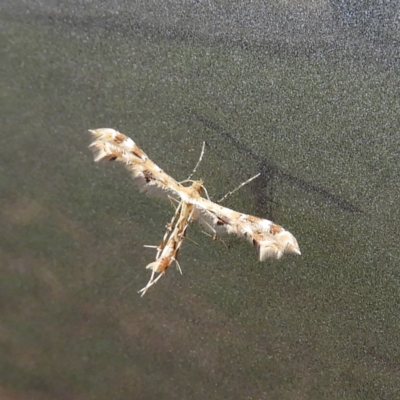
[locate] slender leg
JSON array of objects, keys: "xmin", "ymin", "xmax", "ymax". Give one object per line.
[
  {"xmin": 217, "ymin": 173, "xmax": 260, "ymax": 203},
  {"xmin": 186, "ymin": 141, "xmax": 206, "ymax": 181}
]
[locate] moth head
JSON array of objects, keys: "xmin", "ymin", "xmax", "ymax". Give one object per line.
[{"xmin": 191, "ymin": 179, "xmax": 204, "ymax": 193}]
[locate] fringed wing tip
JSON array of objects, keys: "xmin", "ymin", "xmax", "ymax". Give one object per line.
[
  {"xmin": 278, "ymin": 231, "xmax": 301, "ymax": 256},
  {"xmin": 88, "ymin": 142, "xmax": 115, "ymax": 162},
  {"xmin": 146, "ymin": 258, "xmax": 169, "ymax": 273},
  {"xmin": 88, "ymin": 128, "xmax": 118, "ymax": 138},
  {"xmin": 254, "ymin": 231, "xmax": 301, "ymax": 261},
  {"xmin": 88, "ymin": 129, "xmax": 108, "ymax": 162},
  {"xmin": 146, "ymin": 261, "xmax": 160, "ymax": 271},
  {"xmin": 257, "ymin": 243, "xmax": 283, "ymax": 260}
]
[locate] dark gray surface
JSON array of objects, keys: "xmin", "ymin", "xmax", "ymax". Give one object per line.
[{"xmin": 1, "ymin": 1, "xmax": 400, "ymax": 399}]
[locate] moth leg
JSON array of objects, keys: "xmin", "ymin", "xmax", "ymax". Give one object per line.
[
  {"xmin": 184, "ymin": 235, "xmax": 199, "ymax": 246},
  {"xmin": 200, "ymin": 184, "xmax": 211, "ymax": 201},
  {"xmin": 199, "ymin": 218, "xmax": 218, "ymax": 240},
  {"xmin": 201, "ymin": 230, "xmax": 229, "ymax": 249},
  {"xmin": 199, "ymin": 215, "xmax": 230, "ymax": 248},
  {"xmin": 173, "ymin": 258, "xmax": 182, "ymax": 275},
  {"xmin": 201, "ymin": 229, "xmax": 216, "ymax": 241},
  {"xmin": 186, "ymin": 141, "xmax": 206, "ymax": 181},
  {"xmin": 167, "ymin": 195, "xmax": 181, "ymax": 210},
  {"xmin": 139, "ymin": 270, "xmax": 164, "ymax": 296},
  {"xmin": 217, "ymin": 173, "xmax": 261, "ymax": 203},
  {"xmin": 138, "ymin": 269, "xmax": 156, "ymax": 296}
]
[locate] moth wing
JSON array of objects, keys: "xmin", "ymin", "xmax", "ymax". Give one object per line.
[
  {"xmin": 195, "ymin": 204, "xmax": 239, "ymax": 236},
  {"xmin": 254, "ymin": 240, "xmax": 283, "ymax": 260},
  {"xmin": 89, "ymin": 128, "xmax": 182, "ymax": 199},
  {"xmin": 193, "ymin": 198, "xmax": 300, "ymax": 259}
]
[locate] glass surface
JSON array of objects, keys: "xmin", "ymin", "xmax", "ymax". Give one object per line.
[{"xmin": 1, "ymin": 2, "xmax": 399, "ymax": 399}]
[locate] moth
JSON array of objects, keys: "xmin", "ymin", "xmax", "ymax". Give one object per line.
[{"xmin": 88, "ymin": 128, "xmax": 301, "ymax": 295}]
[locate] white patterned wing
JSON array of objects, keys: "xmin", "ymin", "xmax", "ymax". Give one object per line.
[
  {"xmin": 193, "ymin": 197, "xmax": 301, "ymax": 260},
  {"xmin": 89, "ymin": 128, "xmax": 184, "ymax": 199}
]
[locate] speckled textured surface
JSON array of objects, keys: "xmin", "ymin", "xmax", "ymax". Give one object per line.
[{"xmin": 1, "ymin": 2, "xmax": 400, "ymax": 399}]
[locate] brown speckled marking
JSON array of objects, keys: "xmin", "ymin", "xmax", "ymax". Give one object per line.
[
  {"xmin": 143, "ymin": 170, "xmax": 156, "ymax": 183},
  {"xmin": 270, "ymin": 224, "xmax": 283, "ymax": 235},
  {"xmin": 114, "ymin": 133, "xmax": 127, "ymax": 144},
  {"xmin": 244, "ymin": 215, "xmax": 259, "ymax": 224},
  {"xmin": 156, "ymin": 257, "xmax": 170, "ymax": 273},
  {"xmin": 131, "ymin": 145, "xmax": 146, "ymax": 160},
  {"xmin": 108, "ymin": 149, "xmax": 123, "ymax": 160},
  {"xmin": 216, "ymin": 218, "xmax": 226, "ymax": 226}
]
